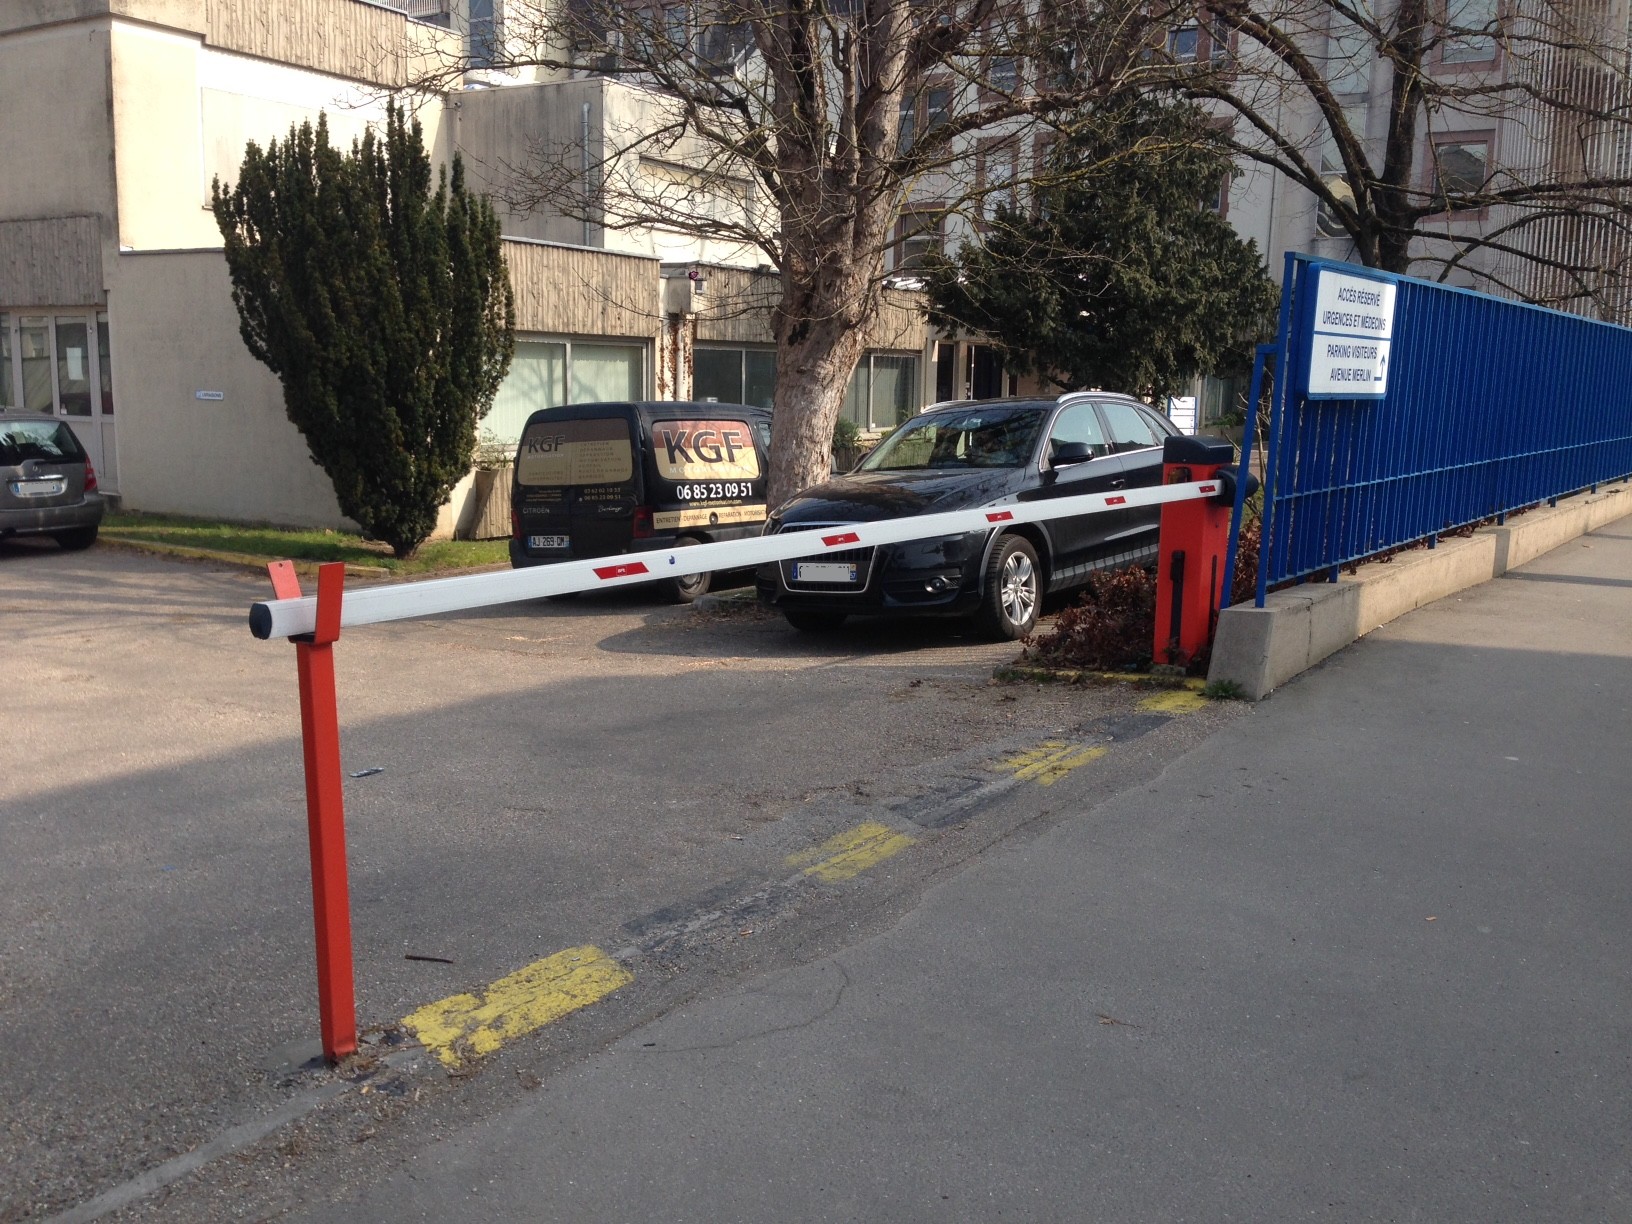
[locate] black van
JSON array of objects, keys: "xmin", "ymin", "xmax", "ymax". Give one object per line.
[{"xmin": 509, "ymin": 401, "xmax": 773, "ymax": 602}]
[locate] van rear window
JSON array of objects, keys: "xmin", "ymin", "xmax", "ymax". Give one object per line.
[
  {"xmin": 517, "ymin": 418, "xmax": 634, "ymax": 486},
  {"xmin": 652, "ymin": 420, "xmax": 761, "ymax": 482}
]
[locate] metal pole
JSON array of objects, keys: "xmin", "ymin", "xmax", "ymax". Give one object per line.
[{"xmin": 271, "ymin": 561, "xmax": 358, "ymax": 1063}]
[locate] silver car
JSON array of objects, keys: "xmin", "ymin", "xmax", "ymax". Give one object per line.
[{"xmin": 0, "ymin": 413, "xmax": 104, "ymax": 550}]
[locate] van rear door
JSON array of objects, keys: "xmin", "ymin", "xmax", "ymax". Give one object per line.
[
  {"xmin": 514, "ymin": 413, "xmax": 639, "ymax": 559},
  {"xmin": 645, "ymin": 416, "xmax": 768, "ymax": 538}
]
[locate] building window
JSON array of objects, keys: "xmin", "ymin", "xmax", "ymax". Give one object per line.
[
  {"xmin": 1166, "ymin": 12, "xmax": 1231, "ymax": 65},
  {"xmin": 894, "ymin": 210, "xmax": 944, "ymax": 271},
  {"xmin": 1203, "ymin": 170, "xmax": 1229, "ymax": 216},
  {"xmin": 1168, "ymin": 24, "xmax": 1201, "ymax": 61},
  {"xmin": 1325, "ymin": 16, "xmax": 1372, "ymax": 94},
  {"xmin": 695, "ymin": 346, "xmax": 776, "ymax": 408},
  {"xmin": 1440, "ymin": 0, "xmax": 1499, "ymax": 65},
  {"xmin": 899, "ymin": 80, "xmax": 952, "ymax": 154},
  {"xmin": 468, "ymin": 0, "xmax": 498, "ymax": 68},
  {"xmin": 1315, "ymin": 152, "xmax": 1354, "ymax": 238},
  {"xmin": 20, "ymin": 317, "xmax": 54, "ymax": 414},
  {"xmin": 1428, "ymin": 135, "xmax": 1491, "ymax": 212},
  {"xmin": 485, "ymin": 338, "xmax": 647, "ymax": 443},
  {"xmin": 843, "ymin": 353, "xmax": 920, "ymax": 431}
]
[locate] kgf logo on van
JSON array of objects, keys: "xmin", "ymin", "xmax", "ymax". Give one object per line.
[{"xmin": 654, "ymin": 420, "xmax": 761, "ymax": 482}]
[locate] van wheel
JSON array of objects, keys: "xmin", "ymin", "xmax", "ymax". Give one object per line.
[
  {"xmin": 661, "ymin": 538, "xmax": 711, "ymax": 604},
  {"xmin": 783, "ymin": 609, "xmax": 847, "ymax": 632},
  {"xmin": 975, "ymin": 535, "xmax": 1040, "ymax": 641}
]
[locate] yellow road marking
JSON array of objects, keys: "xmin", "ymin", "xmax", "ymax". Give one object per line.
[
  {"xmin": 402, "ymin": 945, "xmax": 633, "ymax": 1068},
  {"xmin": 1138, "ymin": 690, "xmax": 1209, "ymax": 714},
  {"xmin": 994, "ymin": 741, "xmax": 1109, "ymax": 787},
  {"xmin": 786, "ymin": 821, "xmax": 916, "ymax": 882}
]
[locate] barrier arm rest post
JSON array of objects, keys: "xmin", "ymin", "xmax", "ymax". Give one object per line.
[
  {"xmin": 1154, "ymin": 436, "xmax": 1236, "ymax": 667},
  {"xmin": 269, "ymin": 560, "xmax": 358, "ymax": 1064}
]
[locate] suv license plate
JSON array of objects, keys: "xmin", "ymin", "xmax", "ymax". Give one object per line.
[
  {"xmin": 528, "ymin": 535, "xmax": 570, "ymax": 550},
  {"xmin": 792, "ymin": 561, "xmax": 857, "ymax": 583}
]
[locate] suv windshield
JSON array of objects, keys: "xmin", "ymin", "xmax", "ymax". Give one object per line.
[
  {"xmin": 0, "ymin": 419, "xmax": 85, "ymax": 467},
  {"xmin": 860, "ymin": 405, "xmax": 1047, "ymax": 472}
]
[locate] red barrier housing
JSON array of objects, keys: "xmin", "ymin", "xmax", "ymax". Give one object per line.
[{"xmin": 1154, "ymin": 436, "xmax": 1235, "ymax": 667}]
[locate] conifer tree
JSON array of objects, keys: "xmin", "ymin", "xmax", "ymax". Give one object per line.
[
  {"xmin": 213, "ymin": 103, "xmax": 515, "ymax": 557},
  {"xmin": 923, "ymin": 96, "xmax": 1276, "ymax": 405}
]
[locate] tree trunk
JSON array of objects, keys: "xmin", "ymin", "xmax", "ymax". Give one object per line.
[
  {"xmin": 767, "ymin": 273, "xmax": 873, "ymax": 508},
  {"xmin": 1376, "ymin": 0, "xmax": 1429, "ymax": 273}
]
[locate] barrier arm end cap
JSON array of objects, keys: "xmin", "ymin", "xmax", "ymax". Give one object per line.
[{"xmin": 249, "ymin": 602, "xmax": 274, "ymax": 640}]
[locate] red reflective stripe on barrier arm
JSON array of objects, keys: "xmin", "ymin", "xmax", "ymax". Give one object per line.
[
  {"xmin": 823, "ymin": 532, "xmax": 861, "ymax": 546},
  {"xmin": 594, "ymin": 562, "xmax": 650, "ymax": 580},
  {"xmin": 291, "ymin": 564, "xmax": 357, "ymax": 1062},
  {"xmin": 1199, "ymin": 484, "xmax": 1218, "ymax": 494},
  {"xmin": 1106, "ymin": 496, "xmax": 1126, "ymax": 506},
  {"xmin": 986, "ymin": 511, "xmax": 1014, "ymax": 523}
]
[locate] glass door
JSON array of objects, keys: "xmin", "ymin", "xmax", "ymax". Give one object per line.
[{"xmin": 1, "ymin": 312, "xmax": 114, "ymax": 487}]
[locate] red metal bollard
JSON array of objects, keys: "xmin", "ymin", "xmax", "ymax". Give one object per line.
[
  {"xmin": 268, "ymin": 560, "xmax": 358, "ymax": 1062},
  {"xmin": 1154, "ymin": 436, "xmax": 1236, "ymax": 667}
]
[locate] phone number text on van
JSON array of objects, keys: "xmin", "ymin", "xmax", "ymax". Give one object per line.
[{"xmin": 674, "ymin": 482, "xmax": 755, "ymax": 500}]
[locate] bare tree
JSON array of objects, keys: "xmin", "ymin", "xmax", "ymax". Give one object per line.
[
  {"xmin": 1159, "ymin": 0, "xmax": 1632, "ymax": 318},
  {"xmin": 408, "ymin": 0, "xmax": 1162, "ymax": 503}
]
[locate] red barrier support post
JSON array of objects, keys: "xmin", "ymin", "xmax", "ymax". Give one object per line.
[
  {"xmin": 1154, "ymin": 436, "xmax": 1236, "ymax": 668},
  {"xmin": 268, "ymin": 560, "xmax": 358, "ymax": 1062}
]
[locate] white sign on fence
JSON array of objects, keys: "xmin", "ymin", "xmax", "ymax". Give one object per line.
[{"xmin": 1306, "ymin": 268, "xmax": 1396, "ymax": 399}]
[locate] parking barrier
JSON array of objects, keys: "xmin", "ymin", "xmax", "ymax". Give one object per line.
[{"xmin": 251, "ymin": 473, "xmax": 1227, "ymax": 1061}]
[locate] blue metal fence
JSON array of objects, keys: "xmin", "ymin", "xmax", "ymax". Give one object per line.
[{"xmin": 1234, "ymin": 253, "xmax": 1632, "ymax": 607}]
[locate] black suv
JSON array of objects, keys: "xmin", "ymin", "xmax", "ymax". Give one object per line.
[{"xmin": 756, "ymin": 393, "xmax": 1181, "ymax": 639}]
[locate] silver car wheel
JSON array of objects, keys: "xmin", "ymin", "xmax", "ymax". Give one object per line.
[{"xmin": 1000, "ymin": 549, "xmax": 1037, "ymax": 627}]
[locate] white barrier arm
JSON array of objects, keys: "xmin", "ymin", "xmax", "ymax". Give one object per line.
[{"xmin": 249, "ymin": 478, "xmax": 1222, "ymax": 640}]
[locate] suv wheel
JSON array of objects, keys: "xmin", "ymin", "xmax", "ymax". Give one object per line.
[{"xmin": 975, "ymin": 535, "xmax": 1040, "ymax": 640}]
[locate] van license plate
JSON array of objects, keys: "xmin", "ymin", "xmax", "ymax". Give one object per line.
[
  {"xmin": 792, "ymin": 562, "xmax": 857, "ymax": 583},
  {"xmin": 528, "ymin": 535, "xmax": 570, "ymax": 550}
]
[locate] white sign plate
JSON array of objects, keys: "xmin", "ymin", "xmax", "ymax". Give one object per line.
[{"xmin": 1306, "ymin": 269, "xmax": 1396, "ymax": 398}]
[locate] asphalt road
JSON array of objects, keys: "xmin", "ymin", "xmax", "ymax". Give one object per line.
[
  {"xmin": 1, "ymin": 540, "xmax": 1237, "ymax": 1222},
  {"xmin": 264, "ymin": 518, "xmax": 1631, "ymax": 1224},
  {"xmin": 274, "ymin": 518, "xmax": 1625, "ymax": 1224}
]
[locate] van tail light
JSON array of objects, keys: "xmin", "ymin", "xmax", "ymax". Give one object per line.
[
  {"xmin": 632, "ymin": 506, "xmax": 655, "ymax": 539},
  {"xmin": 511, "ymin": 508, "xmax": 521, "ymax": 540},
  {"xmin": 84, "ymin": 461, "xmax": 99, "ymax": 493}
]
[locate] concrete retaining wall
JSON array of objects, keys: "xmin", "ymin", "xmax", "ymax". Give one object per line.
[{"xmin": 1207, "ymin": 485, "xmax": 1632, "ymax": 700}]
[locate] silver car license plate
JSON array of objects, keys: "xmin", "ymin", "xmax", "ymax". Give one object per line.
[
  {"xmin": 11, "ymin": 478, "xmax": 65, "ymax": 498},
  {"xmin": 792, "ymin": 561, "xmax": 857, "ymax": 583},
  {"xmin": 528, "ymin": 534, "xmax": 570, "ymax": 550}
]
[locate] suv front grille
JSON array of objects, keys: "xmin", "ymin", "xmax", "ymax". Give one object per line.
[{"xmin": 772, "ymin": 521, "xmax": 877, "ymax": 591}]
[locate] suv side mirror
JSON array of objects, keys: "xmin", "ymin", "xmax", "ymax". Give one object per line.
[{"xmin": 1050, "ymin": 441, "xmax": 1095, "ymax": 468}]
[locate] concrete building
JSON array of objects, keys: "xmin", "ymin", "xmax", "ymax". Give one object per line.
[{"xmin": 0, "ymin": 0, "xmax": 938, "ymax": 533}]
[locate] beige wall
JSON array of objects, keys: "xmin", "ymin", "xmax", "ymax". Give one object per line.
[
  {"xmin": 0, "ymin": 21, "xmax": 116, "ymax": 227},
  {"xmin": 106, "ymin": 249, "xmax": 352, "ymax": 528},
  {"xmin": 111, "ymin": 21, "xmax": 452, "ymax": 253},
  {"xmin": 461, "ymin": 78, "xmax": 763, "ymax": 268}
]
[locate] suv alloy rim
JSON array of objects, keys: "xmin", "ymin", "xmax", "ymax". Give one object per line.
[{"xmin": 1001, "ymin": 549, "xmax": 1037, "ymax": 627}]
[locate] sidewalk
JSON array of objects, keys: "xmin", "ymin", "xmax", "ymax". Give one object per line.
[{"xmin": 298, "ymin": 520, "xmax": 1632, "ymax": 1223}]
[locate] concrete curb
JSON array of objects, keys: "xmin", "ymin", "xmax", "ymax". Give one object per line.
[
  {"xmin": 1207, "ymin": 484, "xmax": 1632, "ymax": 700},
  {"xmin": 94, "ymin": 535, "xmax": 509, "ymax": 582}
]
